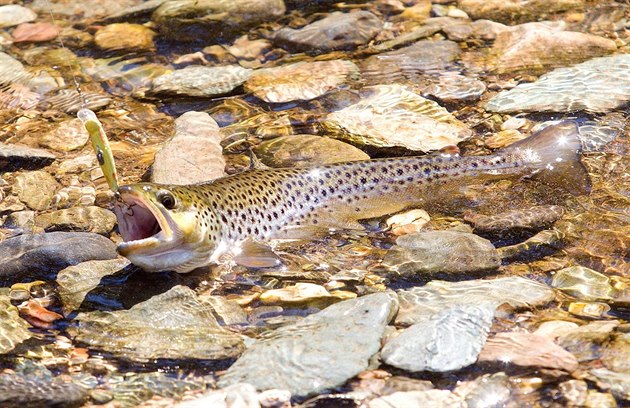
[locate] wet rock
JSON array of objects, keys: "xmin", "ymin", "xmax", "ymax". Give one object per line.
[
  {"xmin": 0, "ymin": 143, "xmax": 55, "ymax": 172},
  {"xmin": 57, "ymin": 258, "xmax": 130, "ymax": 315},
  {"xmin": 107, "ymin": 371, "xmax": 208, "ymax": 408},
  {"xmin": 152, "ymin": 0, "xmax": 286, "ymax": 41},
  {"xmin": 498, "ymin": 229, "xmax": 565, "ymax": 261},
  {"xmin": 382, "ymin": 304, "xmax": 494, "ymax": 372},
  {"xmin": 396, "ymin": 276, "xmax": 554, "ymax": 326},
  {"xmin": 218, "ymin": 292, "xmax": 398, "ymax": 396},
  {"xmin": 0, "ymin": 5, "xmax": 37, "ymax": 28},
  {"xmin": 2, "ymin": 210, "xmax": 36, "ymax": 232},
  {"xmin": 11, "ymin": 23, "xmax": 60, "ymax": 43},
  {"xmin": 422, "ymin": 72, "xmax": 486, "ymax": 103},
  {"xmin": 386, "ymin": 209, "xmax": 431, "ymax": 236},
  {"xmin": 0, "ymin": 294, "xmax": 33, "ymax": 354},
  {"xmin": 552, "ymin": 266, "xmax": 614, "ymax": 301},
  {"xmin": 478, "ymin": 332, "xmax": 579, "ymax": 372},
  {"xmin": 399, "ymin": 0, "xmax": 432, "ymax": 23},
  {"xmin": 94, "ymin": 23, "xmax": 156, "ymax": 51},
  {"xmin": 13, "ymin": 170, "xmax": 59, "ymax": 211},
  {"xmin": 459, "ymin": 0, "xmax": 584, "ymax": 24},
  {"xmin": 469, "ymin": 22, "xmax": 617, "ymax": 74},
  {"xmin": 70, "ymin": 286, "xmax": 245, "ymax": 362},
  {"xmin": 559, "ymin": 379, "xmax": 588, "ymax": 406},
  {"xmin": 175, "ymin": 383, "xmax": 259, "ymax": 408},
  {"xmin": 228, "ymin": 35, "xmax": 272, "ymax": 61},
  {"xmin": 369, "ymin": 390, "xmax": 465, "ymax": 408},
  {"xmin": 325, "ymin": 84, "xmax": 472, "ymax": 152},
  {"xmin": 0, "ymin": 232, "xmax": 118, "ymax": 284},
  {"xmin": 254, "ymin": 135, "xmax": 369, "ymax": 168},
  {"xmin": 456, "ymin": 372, "xmax": 512, "ymax": 408},
  {"xmin": 273, "ymin": 11, "xmax": 382, "ymax": 54},
  {"xmin": 260, "ymin": 282, "xmax": 356, "ymax": 307},
  {"xmin": 39, "ymin": 118, "xmax": 89, "ymax": 152},
  {"xmin": 245, "ymin": 60, "xmax": 359, "ymax": 103},
  {"xmin": 41, "ymin": 89, "xmax": 110, "ymax": 116},
  {"xmin": 202, "ymin": 296, "xmax": 249, "ymax": 326},
  {"xmin": 486, "ymin": 54, "xmax": 630, "ymax": 113},
  {"xmin": 151, "ymin": 65, "xmax": 252, "ymax": 97},
  {"xmin": 151, "ymin": 111, "xmax": 225, "ymax": 184},
  {"xmin": 534, "ymin": 320, "xmax": 580, "ymax": 341},
  {"xmin": 35, "ymin": 206, "xmax": 116, "ymax": 235},
  {"xmin": 360, "ymin": 40, "xmax": 460, "ymax": 83},
  {"xmin": 601, "ymin": 333, "xmax": 630, "ymax": 375},
  {"xmin": 464, "ymin": 205, "xmax": 565, "ymax": 234},
  {"xmin": 0, "ymin": 369, "xmax": 88, "ymax": 408},
  {"xmin": 31, "ymin": 0, "xmax": 140, "ymax": 18},
  {"xmin": 0, "ymin": 51, "xmax": 57, "ymax": 94},
  {"xmin": 585, "ymin": 391, "xmax": 618, "ymax": 408},
  {"xmin": 383, "ymin": 231, "xmax": 500, "ymax": 276},
  {"xmin": 590, "ymin": 368, "xmax": 630, "ymax": 400},
  {"xmin": 556, "ymin": 320, "xmax": 619, "ymax": 361}
]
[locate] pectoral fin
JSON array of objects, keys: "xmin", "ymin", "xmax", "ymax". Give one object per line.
[{"xmin": 233, "ymin": 239, "xmax": 282, "ymax": 268}]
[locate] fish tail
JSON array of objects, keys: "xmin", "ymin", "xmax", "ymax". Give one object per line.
[{"xmin": 500, "ymin": 121, "xmax": 591, "ymax": 195}]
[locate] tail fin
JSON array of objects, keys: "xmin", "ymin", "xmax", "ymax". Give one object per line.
[{"xmin": 501, "ymin": 121, "xmax": 591, "ymax": 195}]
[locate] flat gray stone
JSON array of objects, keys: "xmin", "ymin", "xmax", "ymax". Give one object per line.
[
  {"xmin": 0, "ymin": 294, "xmax": 33, "ymax": 354},
  {"xmin": 396, "ymin": 277, "xmax": 554, "ymax": 326},
  {"xmin": 382, "ymin": 304, "xmax": 494, "ymax": 372},
  {"xmin": 0, "ymin": 232, "xmax": 118, "ymax": 285},
  {"xmin": 369, "ymin": 390, "xmax": 466, "ymax": 408},
  {"xmin": 0, "ymin": 143, "xmax": 55, "ymax": 172},
  {"xmin": 151, "ymin": 111, "xmax": 225, "ymax": 184},
  {"xmin": 486, "ymin": 54, "xmax": 630, "ymax": 113},
  {"xmin": 0, "ymin": 369, "xmax": 88, "ymax": 407},
  {"xmin": 175, "ymin": 383, "xmax": 259, "ymax": 408},
  {"xmin": 35, "ymin": 206, "xmax": 117, "ymax": 235},
  {"xmin": 70, "ymin": 286, "xmax": 245, "ymax": 362},
  {"xmin": 382, "ymin": 231, "xmax": 501, "ymax": 276},
  {"xmin": 274, "ymin": 11, "xmax": 382, "ymax": 54},
  {"xmin": 151, "ymin": 65, "xmax": 252, "ymax": 97},
  {"xmin": 57, "ymin": 258, "xmax": 131, "ymax": 315},
  {"xmin": 13, "ymin": 170, "xmax": 59, "ymax": 211},
  {"xmin": 218, "ymin": 292, "xmax": 398, "ymax": 396}
]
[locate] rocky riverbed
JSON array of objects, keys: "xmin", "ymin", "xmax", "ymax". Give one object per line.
[{"xmin": 0, "ymin": 0, "xmax": 629, "ymax": 407}]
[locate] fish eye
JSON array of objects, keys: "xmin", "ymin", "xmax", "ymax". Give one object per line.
[{"xmin": 157, "ymin": 191, "xmax": 177, "ymax": 209}]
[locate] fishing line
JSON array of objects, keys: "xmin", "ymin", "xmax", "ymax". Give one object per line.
[{"xmin": 42, "ymin": 0, "xmax": 87, "ymax": 110}]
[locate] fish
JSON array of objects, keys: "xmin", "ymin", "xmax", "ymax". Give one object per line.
[{"xmin": 113, "ymin": 121, "xmax": 591, "ymax": 273}]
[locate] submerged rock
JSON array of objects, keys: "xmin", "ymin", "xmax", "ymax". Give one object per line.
[
  {"xmin": 35, "ymin": 206, "xmax": 116, "ymax": 235},
  {"xmin": 175, "ymin": 383, "xmax": 259, "ymax": 408},
  {"xmin": 382, "ymin": 231, "xmax": 501, "ymax": 276},
  {"xmin": 478, "ymin": 332, "xmax": 579, "ymax": 372},
  {"xmin": 486, "ymin": 54, "xmax": 630, "ymax": 113},
  {"xmin": 151, "ymin": 65, "xmax": 252, "ymax": 97},
  {"xmin": 474, "ymin": 22, "xmax": 616, "ymax": 74},
  {"xmin": 0, "ymin": 232, "xmax": 118, "ymax": 284},
  {"xmin": 273, "ymin": 11, "xmax": 382, "ymax": 54},
  {"xmin": 151, "ymin": 111, "xmax": 225, "ymax": 184},
  {"xmin": 0, "ymin": 294, "xmax": 33, "ymax": 354},
  {"xmin": 498, "ymin": 229, "xmax": 565, "ymax": 261},
  {"xmin": 107, "ymin": 372, "xmax": 208, "ymax": 408},
  {"xmin": 0, "ymin": 369, "xmax": 88, "ymax": 408},
  {"xmin": 552, "ymin": 266, "xmax": 614, "ymax": 301},
  {"xmin": 459, "ymin": 0, "xmax": 584, "ymax": 24},
  {"xmin": 260, "ymin": 282, "xmax": 356, "ymax": 307},
  {"xmin": 360, "ymin": 40, "xmax": 460, "ymax": 83},
  {"xmin": 218, "ymin": 292, "xmax": 398, "ymax": 396},
  {"xmin": 57, "ymin": 258, "xmax": 130, "ymax": 315},
  {"xmin": 152, "ymin": 0, "xmax": 286, "ymax": 41},
  {"xmin": 382, "ymin": 304, "xmax": 494, "ymax": 372},
  {"xmin": 244, "ymin": 60, "xmax": 359, "ymax": 103},
  {"xmin": 94, "ymin": 23, "xmax": 156, "ymax": 51},
  {"xmin": 13, "ymin": 170, "xmax": 59, "ymax": 211},
  {"xmin": 325, "ymin": 84, "xmax": 472, "ymax": 152},
  {"xmin": 369, "ymin": 389, "xmax": 465, "ymax": 408},
  {"xmin": 422, "ymin": 72, "xmax": 486, "ymax": 103},
  {"xmin": 396, "ymin": 276, "xmax": 554, "ymax": 326},
  {"xmin": 11, "ymin": 22, "xmax": 60, "ymax": 43},
  {"xmin": 464, "ymin": 205, "xmax": 565, "ymax": 234},
  {"xmin": 0, "ymin": 143, "xmax": 55, "ymax": 172},
  {"xmin": 39, "ymin": 118, "xmax": 89, "ymax": 152},
  {"xmin": 70, "ymin": 286, "xmax": 245, "ymax": 362},
  {"xmin": 591, "ymin": 368, "xmax": 630, "ymax": 400},
  {"xmin": 0, "ymin": 5, "xmax": 37, "ymax": 28},
  {"xmin": 254, "ymin": 135, "xmax": 369, "ymax": 168}
]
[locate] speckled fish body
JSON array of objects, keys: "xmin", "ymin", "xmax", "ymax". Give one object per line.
[{"xmin": 114, "ymin": 122, "xmax": 590, "ymax": 272}]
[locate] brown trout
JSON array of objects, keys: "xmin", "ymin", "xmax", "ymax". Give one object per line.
[{"xmin": 114, "ymin": 122, "xmax": 590, "ymax": 272}]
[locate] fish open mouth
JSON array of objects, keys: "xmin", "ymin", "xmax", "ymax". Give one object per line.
[{"xmin": 114, "ymin": 186, "xmax": 175, "ymax": 255}]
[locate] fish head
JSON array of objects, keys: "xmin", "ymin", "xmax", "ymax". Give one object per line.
[{"xmin": 114, "ymin": 183, "xmax": 218, "ymax": 272}]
